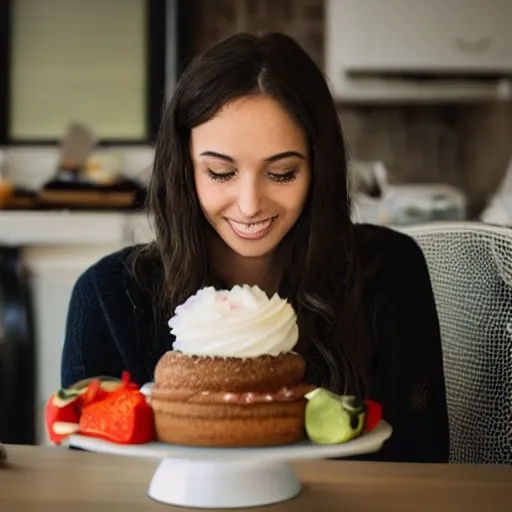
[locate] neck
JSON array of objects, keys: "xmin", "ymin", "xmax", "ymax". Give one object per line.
[{"xmin": 209, "ymin": 234, "xmax": 281, "ymax": 296}]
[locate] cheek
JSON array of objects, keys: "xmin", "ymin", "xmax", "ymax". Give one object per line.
[
  {"xmin": 269, "ymin": 187, "xmax": 307, "ymax": 222},
  {"xmin": 194, "ymin": 175, "xmax": 226, "ymax": 216},
  {"xmin": 282, "ymin": 177, "xmax": 310, "ymax": 216}
]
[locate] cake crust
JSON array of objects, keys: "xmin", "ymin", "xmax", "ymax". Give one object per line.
[{"xmin": 153, "ymin": 350, "xmax": 306, "ymax": 393}]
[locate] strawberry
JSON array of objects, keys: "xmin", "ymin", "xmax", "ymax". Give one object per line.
[
  {"xmin": 79, "ymin": 388, "xmax": 155, "ymax": 444},
  {"xmin": 364, "ymin": 399, "xmax": 383, "ymax": 432}
]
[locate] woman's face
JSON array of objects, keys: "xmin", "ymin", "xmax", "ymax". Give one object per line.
[{"xmin": 191, "ymin": 95, "xmax": 311, "ymax": 259}]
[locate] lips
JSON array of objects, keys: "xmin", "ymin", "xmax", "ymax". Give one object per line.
[{"xmin": 227, "ymin": 217, "xmax": 275, "ymax": 239}]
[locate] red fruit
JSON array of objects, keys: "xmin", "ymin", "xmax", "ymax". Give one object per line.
[
  {"xmin": 45, "ymin": 394, "xmax": 81, "ymax": 444},
  {"xmin": 79, "ymin": 389, "xmax": 155, "ymax": 444},
  {"xmin": 364, "ymin": 399, "xmax": 383, "ymax": 432},
  {"xmin": 45, "ymin": 372, "xmax": 149, "ymax": 445}
]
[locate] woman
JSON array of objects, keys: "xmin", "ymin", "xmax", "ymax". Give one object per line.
[{"xmin": 61, "ymin": 33, "xmax": 449, "ymax": 463}]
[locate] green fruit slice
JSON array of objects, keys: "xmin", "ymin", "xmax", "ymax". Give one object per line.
[
  {"xmin": 305, "ymin": 388, "xmax": 366, "ymax": 444},
  {"xmin": 56, "ymin": 388, "xmax": 80, "ymax": 401}
]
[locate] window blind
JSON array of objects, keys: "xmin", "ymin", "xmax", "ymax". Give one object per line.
[{"xmin": 9, "ymin": 0, "xmax": 147, "ymax": 140}]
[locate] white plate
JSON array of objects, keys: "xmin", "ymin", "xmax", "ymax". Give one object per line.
[
  {"xmin": 67, "ymin": 420, "xmax": 392, "ymax": 462},
  {"xmin": 66, "ymin": 421, "xmax": 392, "ymax": 509}
]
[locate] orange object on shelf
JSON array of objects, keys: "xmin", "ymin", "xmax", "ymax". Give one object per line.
[{"xmin": 0, "ymin": 179, "xmax": 14, "ymax": 208}]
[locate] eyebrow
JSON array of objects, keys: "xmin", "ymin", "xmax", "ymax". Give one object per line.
[{"xmin": 199, "ymin": 150, "xmax": 306, "ymax": 163}]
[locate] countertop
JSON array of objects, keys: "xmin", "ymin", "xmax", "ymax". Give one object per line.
[{"xmin": 1, "ymin": 444, "xmax": 512, "ymax": 511}]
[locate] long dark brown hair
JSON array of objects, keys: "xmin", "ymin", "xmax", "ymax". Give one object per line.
[{"xmin": 130, "ymin": 32, "xmax": 372, "ymax": 396}]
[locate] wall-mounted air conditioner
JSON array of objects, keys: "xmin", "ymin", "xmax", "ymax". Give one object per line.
[{"xmin": 325, "ymin": 0, "xmax": 512, "ymax": 102}]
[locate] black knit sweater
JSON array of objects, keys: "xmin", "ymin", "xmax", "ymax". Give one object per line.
[{"xmin": 61, "ymin": 224, "xmax": 450, "ymax": 463}]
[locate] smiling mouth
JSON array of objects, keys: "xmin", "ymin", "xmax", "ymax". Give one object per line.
[{"xmin": 227, "ymin": 217, "xmax": 276, "ymax": 239}]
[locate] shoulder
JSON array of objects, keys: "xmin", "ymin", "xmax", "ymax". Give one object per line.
[
  {"xmin": 353, "ymin": 223, "xmax": 430, "ymax": 285},
  {"xmin": 72, "ymin": 245, "xmax": 148, "ymax": 309},
  {"xmin": 354, "ymin": 223, "xmax": 423, "ymax": 258},
  {"xmin": 75, "ymin": 246, "xmax": 138, "ymax": 290}
]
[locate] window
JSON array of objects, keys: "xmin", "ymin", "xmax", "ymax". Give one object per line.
[{"xmin": 0, "ymin": 0, "xmax": 190, "ymax": 144}]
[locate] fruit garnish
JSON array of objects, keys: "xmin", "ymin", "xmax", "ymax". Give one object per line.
[
  {"xmin": 56, "ymin": 388, "xmax": 81, "ymax": 401},
  {"xmin": 52, "ymin": 422, "xmax": 80, "ymax": 436},
  {"xmin": 79, "ymin": 388, "xmax": 155, "ymax": 444},
  {"xmin": 304, "ymin": 388, "xmax": 366, "ymax": 445},
  {"xmin": 364, "ymin": 399, "xmax": 383, "ymax": 432},
  {"xmin": 45, "ymin": 371, "xmax": 153, "ymax": 445},
  {"xmin": 45, "ymin": 394, "xmax": 81, "ymax": 444}
]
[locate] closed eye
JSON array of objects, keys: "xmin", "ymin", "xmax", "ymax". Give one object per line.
[
  {"xmin": 207, "ymin": 169, "xmax": 235, "ymax": 182},
  {"xmin": 268, "ymin": 171, "xmax": 298, "ymax": 183}
]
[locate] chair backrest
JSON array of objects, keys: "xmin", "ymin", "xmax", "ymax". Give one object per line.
[{"xmin": 398, "ymin": 221, "xmax": 512, "ymax": 465}]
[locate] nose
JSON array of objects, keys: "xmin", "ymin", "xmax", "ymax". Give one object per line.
[{"xmin": 237, "ymin": 178, "xmax": 263, "ymax": 219}]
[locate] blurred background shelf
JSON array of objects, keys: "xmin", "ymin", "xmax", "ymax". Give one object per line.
[{"xmin": 0, "ymin": 210, "xmax": 153, "ymax": 246}]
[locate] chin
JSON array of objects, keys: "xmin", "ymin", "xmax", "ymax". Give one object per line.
[
  {"xmin": 217, "ymin": 232, "xmax": 279, "ymax": 258},
  {"xmin": 227, "ymin": 241, "xmax": 277, "ymax": 259}
]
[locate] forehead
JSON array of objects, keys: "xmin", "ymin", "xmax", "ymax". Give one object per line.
[{"xmin": 190, "ymin": 95, "xmax": 307, "ymax": 158}]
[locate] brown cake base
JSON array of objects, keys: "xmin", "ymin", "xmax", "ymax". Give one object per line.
[
  {"xmin": 151, "ymin": 400, "xmax": 306, "ymax": 447},
  {"xmin": 149, "ymin": 351, "xmax": 311, "ymax": 447}
]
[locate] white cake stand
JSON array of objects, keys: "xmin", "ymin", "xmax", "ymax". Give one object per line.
[{"xmin": 67, "ymin": 421, "xmax": 392, "ymax": 509}]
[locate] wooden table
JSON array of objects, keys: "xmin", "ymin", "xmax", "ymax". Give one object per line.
[{"xmin": 1, "ymin": 444, "xmax": 511, "ymax": 511}]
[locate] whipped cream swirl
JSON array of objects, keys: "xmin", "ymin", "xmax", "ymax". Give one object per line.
[{"xmin": 169, "ymin": 285, "xmax": 298, "ymax": 358}]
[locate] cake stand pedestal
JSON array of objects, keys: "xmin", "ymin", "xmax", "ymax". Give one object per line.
[
  {"xmin": 149, "ymin": 457, "xmax": 301, "ymax": 508},
  {"xmin": 67, "ymin": 421, "xmax": 392, "ymax": 509}
]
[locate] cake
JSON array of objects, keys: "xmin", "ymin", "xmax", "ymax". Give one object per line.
[
  {"xmin": 148, "ymin": 285, "xmax": 314, "ymax": 447},
  {"xmin": 44, "ymin": 287, "xmax": 384, "ymax": 448}
]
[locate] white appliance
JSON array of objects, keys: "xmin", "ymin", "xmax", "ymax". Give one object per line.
[
  {"xmin": 349, "ymin": 161, "xmax": 467, "ymax": 226},
  {"xmin": 23, "ymin": 244, "xmax": 120, "ymax": 445},
  {"xmin": 353, "ymin": 184, "xmax": 467, "ymax": 226},
  {"xmin": 481, "ymin": 155, "xmax": 512, "ymax": 226},
  {"xmin": 325, "ymin": 0, "xmax": 512, "ymax": 102}
]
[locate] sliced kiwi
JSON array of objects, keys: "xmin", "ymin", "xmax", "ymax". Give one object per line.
[
  {"xmin": 56, "ymin": 388, "xmax": 80, "ymax": 400},
  {"xmin": 67, "ymin": 375, "xmax": 120, "ymax": 390}
]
